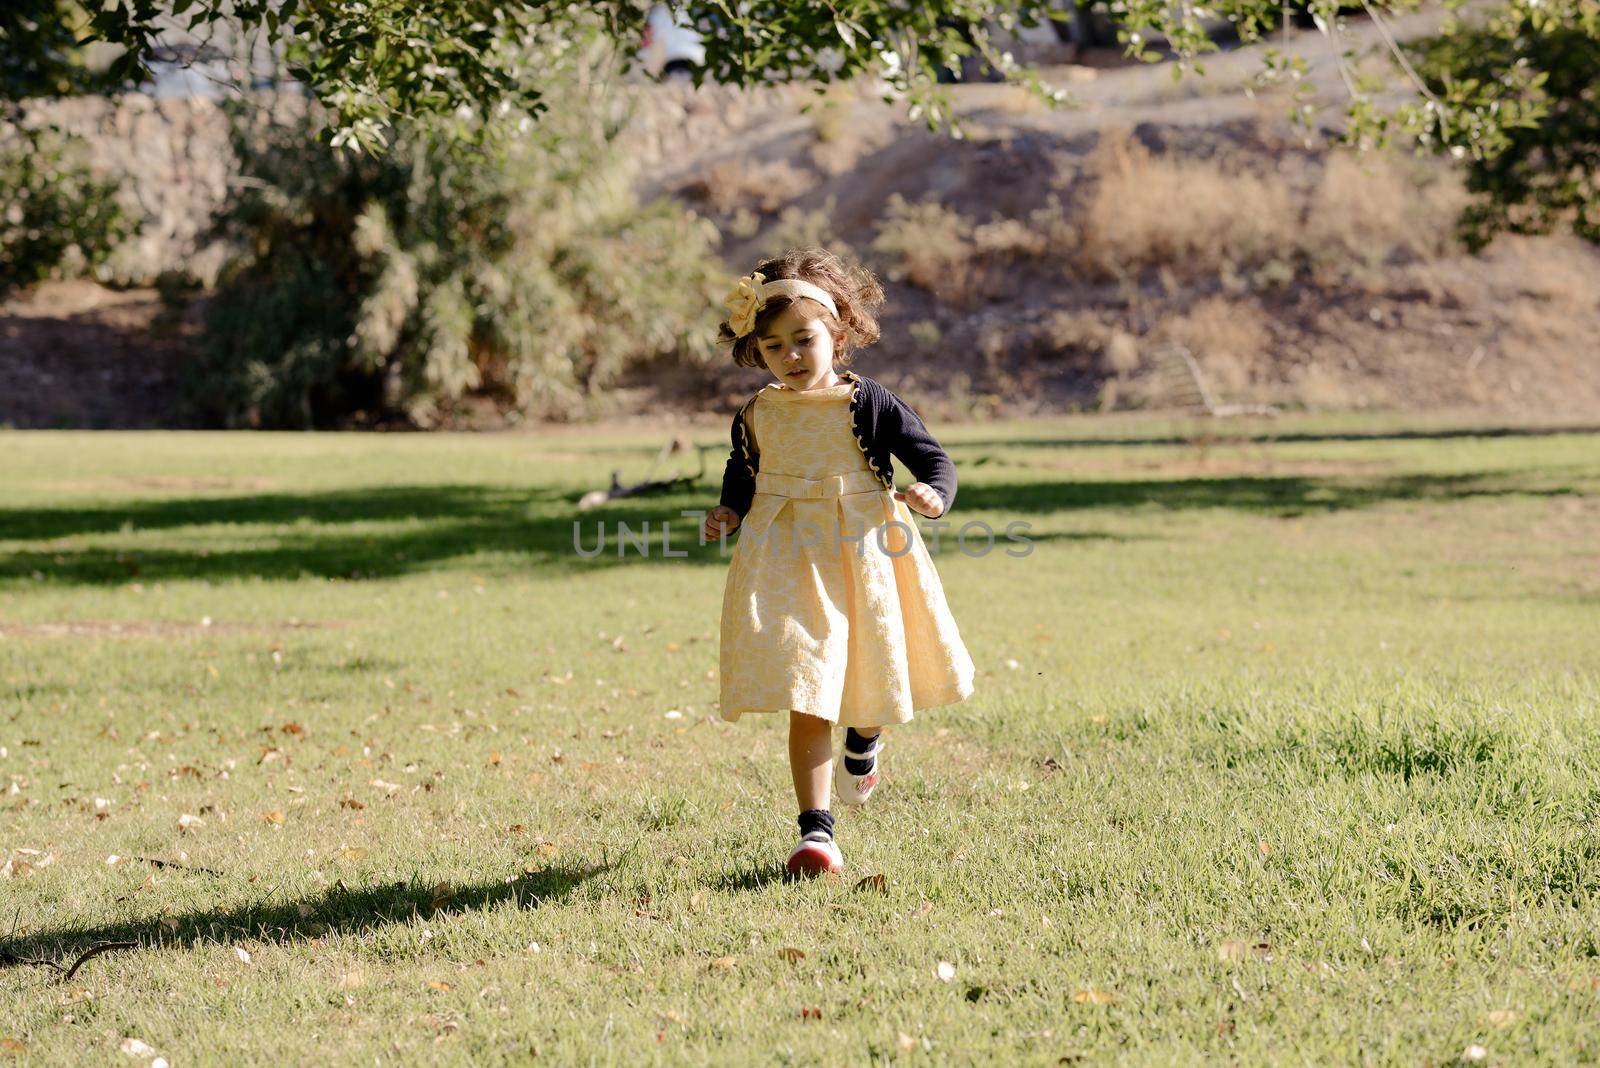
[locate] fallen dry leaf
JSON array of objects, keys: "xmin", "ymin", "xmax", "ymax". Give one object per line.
[
  {"xmin": 854, "ymin": 873, "xmax": 888, "ymax": 894},
  {"xmin": 709, "ymin": 956, "xmax": 738, "ymax": 970},
  {"xmin": 1073, "ymin": 989, "xmax": 1117, "ymax": 1004},
  {"xmin": 799, "ymin": 1007, "xmax": 822, "ymax": 1020},
  {"xmin": 118, "ymin": 1037, "xmax": 156, "ymax": 1058},
  {"xmin": 263, "ymin": 811, "xmax": 284, "ymax": 825},
  {"xmin": 428, "ymin": 980, "xmax": 452, "ymax": 992},
  {"xmin": 776, "ymin": 947, "xmax": 806, "ymax": 964},
  {"xmin": 1217, "ymin": 940, "xmax": 1273, "ymax": 963},
  {"xmin": 1486, "ymin": 1009, "xmax": 1520, "ymax": 1028}
]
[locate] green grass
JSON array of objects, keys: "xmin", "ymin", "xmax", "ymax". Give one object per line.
[{"xmin": 2, "ymin": 414, "xmax": 1598, "ymax": 1065}]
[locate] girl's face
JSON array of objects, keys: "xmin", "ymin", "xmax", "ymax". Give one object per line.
[{"xmin": 756, "ymin": 301, "xmax": 840, "ymax": 391}]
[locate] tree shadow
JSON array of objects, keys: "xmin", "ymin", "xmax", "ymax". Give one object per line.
[
  {"xmin": 950, "ymin": 424, "xmax": 1600, "ymax": 452},
  {"xmin": 0, "ymin": 484, "xmax": 736, "ymax": 585},
  {"xmin": 712, "ymin": 862, "xmax": 807, "ymax": 892},
  {"xmin": 0, "ymin": 861, "xmax": 607, "ymax": 970},
  {"xmin": 0, "ymin": 468, "xmax": 1580, "ymax": 587},
  {"xmin": 950, "ymin": 470, "xmax": 1584, "ymax": 517}
]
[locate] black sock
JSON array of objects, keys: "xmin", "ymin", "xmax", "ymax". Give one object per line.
[
  {"xmin": 798, "ymin": 808, "xmax": 834, "ymax": 840},
  {"xmin": 843, "ymin": 728, "xmax": 880, "ymax": 775}
]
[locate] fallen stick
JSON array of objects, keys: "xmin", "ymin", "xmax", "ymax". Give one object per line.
[
  {"xmin": 63, "ymin": 941, "xmax": 138, "ymax": 981},
  {"xmin": 131, "ymin": 855, "xmax": 223, "ymax": 877}
]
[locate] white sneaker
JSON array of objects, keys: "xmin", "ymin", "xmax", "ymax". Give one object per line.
[
  {"xmin": 834, "ymin": 731, "xmax": 883, "ymax": 806},
  {"xmin": 786, "ymin": 832, "xmax": 844, "ymax": 877}
]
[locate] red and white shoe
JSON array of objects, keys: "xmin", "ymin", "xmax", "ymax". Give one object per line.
[
  {"xmin": 834, "ymin": 732, "xmax": 883, "ymax": 806},
  {"xmin": 786, "ymin": 832, "xmax": 844, "ymax": 877}
]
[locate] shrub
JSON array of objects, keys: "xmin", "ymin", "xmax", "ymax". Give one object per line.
[
  {"xmin": 1077, "ymin": 128, "xmax": 1297, "ymax": 280},
  {"xmin": 870, "ymin": 193, "xmax": 979, "ymax": 302},
  {"xmin": 190, "ymin": 73, "xmax": 724, "ymax": 428},
  {"xmin": 0, "ymin": 124, "xmax": 136, "ymax": 298}
]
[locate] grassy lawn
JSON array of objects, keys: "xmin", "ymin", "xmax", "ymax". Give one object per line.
[{"xmin": 2, "ymin": 414, "xmax": 1598, "ymax": 1065}]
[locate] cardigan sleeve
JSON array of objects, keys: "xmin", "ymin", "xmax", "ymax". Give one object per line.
[
  {"xmin": 718, "ymin": 407, "xmax": 756, "ymax": 520},
  {"xmin": 885, "ymin": 390, "xmax": 957, "ymax": 517}
]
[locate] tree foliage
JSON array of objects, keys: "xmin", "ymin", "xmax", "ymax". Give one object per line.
[
  {"xmin": 35, "ymin": 1, "xmax": 1600, "ymax": 247},
  {"xmin": 1408, "ymin": 0, "xmax": 1599, "ymax": 248},
  {"xmin": 0, "ymin": 1, "xmax": 138, "ymax": 296},
  {"xmin": 0, "ymin": 124, "xmax": 137, "ymax": 295}
]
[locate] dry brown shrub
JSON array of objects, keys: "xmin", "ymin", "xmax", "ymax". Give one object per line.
[
  {"xmin": 1041, "ymin": 309, "xmax": 1115, "ymax": 358},
  {"xmin": 1163, "ymin": 296, "xmax": 1270, "ymax": 394},
  {"xmin": 1077, "ymin": 128, "xmax": 1296, "ymax": 279},
  {"xmin": 1025, "ymin": 193, "xmax": 1080, "ymax": 261},
  {"xmin": 870, "ymin": 193, "xmax": 980, "ymax": 303},
  {"xmin": 1292, "ymin": 362, "xmax": 1369, "ymax": 410},
  {"xmin": 1302, "ymin": 154, "xmax": 1466, "ymax": 281},
  {"xmin": 693, "ymin": 159, "xmax": 811, "ymax": 214},
  {"xmin": 761, "ymin": 196, "xmax": 856, "ymax": 263},
  {"xmin": 973, "ymin": 216, "xmax": 1046, "ymax": 258}
]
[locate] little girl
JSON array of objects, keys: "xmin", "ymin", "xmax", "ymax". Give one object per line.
[{"xmin": 702, "ymin": 247, "xmax": 977, "ymax": 877}]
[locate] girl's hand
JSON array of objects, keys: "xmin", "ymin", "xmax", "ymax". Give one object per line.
[
  {"xmin": 894, "ymin": 482, "xmax": 945, "ymax": 518},
  {"xmin": 703, "ymin": 505, "xmax": 742, "ymax": 540}
]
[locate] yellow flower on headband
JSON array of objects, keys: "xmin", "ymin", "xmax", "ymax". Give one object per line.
[{"xmin": 723, "ymin": 271, "xmax": 766, "ymax": 338}]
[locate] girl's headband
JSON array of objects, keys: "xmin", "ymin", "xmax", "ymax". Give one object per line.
[{"xmin": 722, "ymin": 271, "xmax": 840, "ymax": 339}]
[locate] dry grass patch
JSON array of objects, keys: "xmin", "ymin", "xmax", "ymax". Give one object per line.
[
  {"xmin": 1077, "ymin": 128, "xmax": 1298, "ymax": 280},
  {"xmin": 1302, "ymin": 153, "xmax": 1467, "ymax": 281},
  {"xmin": 683, "ymin": 159, "xmax": 812, "ymax": 214},
  {"xmin": 1163, "ymin": 296, "xmax": 1273, "ymax": 396}
]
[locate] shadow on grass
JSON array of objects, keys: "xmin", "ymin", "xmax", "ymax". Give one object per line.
[
  {"xmin": 0, "ymin": 468, "xmax": 1579, "ymax": 586},
  {"xmin": 0, "ymin": 484, "xmax": 734, "ymax": 585},
  {"xmin": 949, "ymin": 423, "xmax": 1600, "ymax": 451},
  {"xmin": 712, "ymin": 862, "xmax": 804, "ymax": 893},
  {"xmin": 0, "ymin": 861, "xmax": 607, "ymax": 970},
  {"xmin": 952, "ymin": 470, "xmax": 1583, "ymax": 517}
]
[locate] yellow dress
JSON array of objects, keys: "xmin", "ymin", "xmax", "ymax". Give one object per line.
[{"xmin": 718, "ymin": 377, "xmax": 976, "ymax": 727}]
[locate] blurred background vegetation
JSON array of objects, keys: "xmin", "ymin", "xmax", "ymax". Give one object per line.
[{"xmin": 0, "ymin": 0, "xmax": 1595, "ymax": 429}]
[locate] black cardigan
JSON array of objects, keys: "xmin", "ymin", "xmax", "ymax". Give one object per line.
[{"xmin": 718, "ymin": 369, "xmax": 958, "ymax": 521}]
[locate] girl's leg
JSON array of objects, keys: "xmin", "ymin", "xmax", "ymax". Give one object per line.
[
  {"xmin": 837, "ymin": 724, "xmax": 885, "ymax": 806},
  {"xmin": 786, "ymin": 710, "xmax": 844, "ymax": 875},
  {"xmin": 788, "ymin": 709, "xmax": 834, "ymax": 811}
]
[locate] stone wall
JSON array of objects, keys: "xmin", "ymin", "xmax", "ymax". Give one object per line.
[{"xmin": 19, "ymin": 94, "xmax": 238, "ymax": 286}]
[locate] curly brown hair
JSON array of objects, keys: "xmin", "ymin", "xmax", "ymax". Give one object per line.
[{"xmin": 716, "ymin": 247, "xmax": 885, "ymax": 370}]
